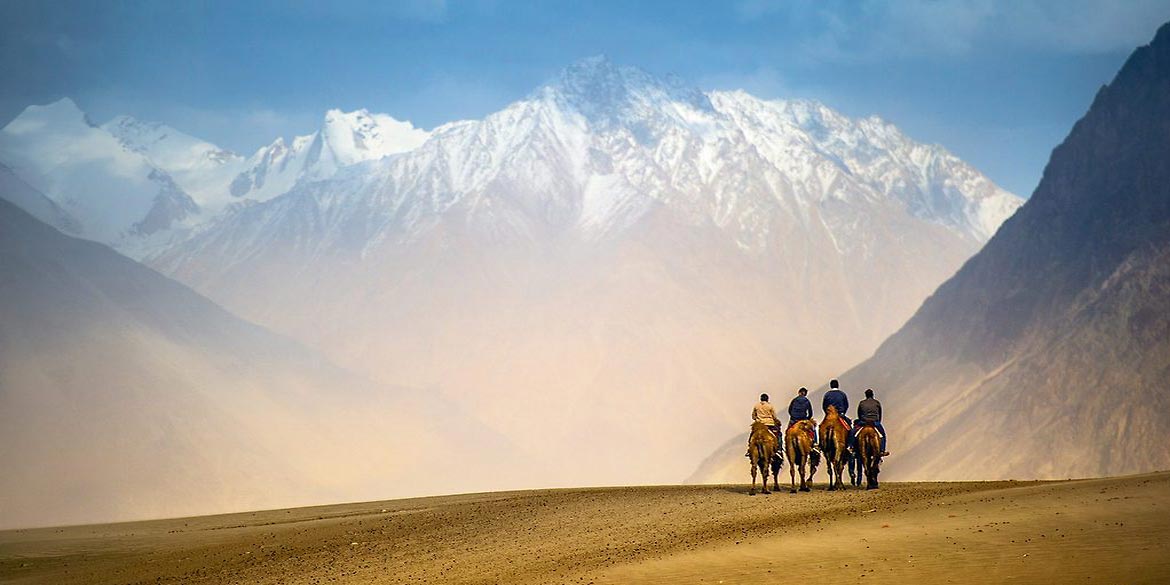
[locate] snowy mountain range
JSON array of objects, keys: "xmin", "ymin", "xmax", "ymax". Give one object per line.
[
  {"xmin": 0, "ymin": 98, "xmax": 429, "ymax": 257},
  {"xmin": 0, "ymin": 57, "xmax": 1022, "ymax": 485}
]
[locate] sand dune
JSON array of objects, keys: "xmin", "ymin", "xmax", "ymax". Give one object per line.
[{"xmin": 2, "ymin": 472, "xmax": 1168, "ymax": 584}]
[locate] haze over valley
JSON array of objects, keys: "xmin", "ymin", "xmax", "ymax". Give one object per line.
[{"xmin": 0, "ymin": 56, "xmax": 1025, "ymax": 527}]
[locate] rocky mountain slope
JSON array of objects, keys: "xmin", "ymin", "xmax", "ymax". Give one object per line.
[
  {"xmin": 148, "ymin": 58, "xmax": 1020, "ymax": 484},
  {"xmin": 693, "ymin": 24, "xmax": 1170, "ymax": 483}
]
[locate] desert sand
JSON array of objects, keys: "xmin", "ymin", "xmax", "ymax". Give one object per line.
[{"xmin": 2, "ymin": 472, "xmax": 1168, "ymax": 584}]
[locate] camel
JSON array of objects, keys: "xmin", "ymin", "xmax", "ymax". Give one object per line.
[
  {"xmin": 856, "ymin": 424, "xmax": 883, "ymax": 490},
  {"xmin": 747, "ymin": 421, "xmax": 782, "ymax": 495},
  {"xmin": 784, "ymin": 419, "xmax": 821, "ymax": 493},
  {"xmin": 819, "ymin": 405, "xmax": 851, "ymax": 491}
]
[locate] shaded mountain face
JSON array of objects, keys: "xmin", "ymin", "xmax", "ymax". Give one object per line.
[
  {"xmin": 0, "ymin": 198, "xmax": 513, "ymax": 529},
  {"xmin": 148, "ymin": 58, "xmax": 1020, "ymax": 484},
  {"xmin": 0, "ymin": 162, "xmax": 80, "ymax": 236},
  {"xmin": 751, "ymin": 23, "xmax": 1170, "ymax": 482}
]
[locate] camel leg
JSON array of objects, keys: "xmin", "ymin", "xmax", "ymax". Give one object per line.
[
  {"xmin": 857, "ymin": 457, "xmax": 864, "ymax": 490},
  {"xmin": 833, "ymin": 442, "xmax": 842, "ymax": 489},
  {"xmin": 750, "ymin": 455, "xmax": 758, "ymax": 496},
  {"xmin": 769, "ymin": 456, "xmax": 778, "ymax": 492},
  {"xmin": 826, "ymin": 450, "xmax": 836, "ymax": 491},
  {"xmin": 799, "ymin": 459, "xmax": 809, "ymax": 492},
  {"xmin": 865, "ymin": 453, "xmax": 877, "ymax": 490},
  {"xmin": 789, "ymin": 453, "xmax": 797, "ymax": 494}
]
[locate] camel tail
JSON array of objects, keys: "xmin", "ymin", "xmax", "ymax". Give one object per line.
[{"xmin": 810, "ymin": 449, "xmax": 821, "ymax": 471}]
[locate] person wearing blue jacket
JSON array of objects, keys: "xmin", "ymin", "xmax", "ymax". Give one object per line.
[
  {"xmin": 821, "ymin": 379, "xmax": 851, "ymax": 430},
  {"xmin": 787, "ymin": 387, "xmax": 816, "ymax": 446},
  {"xmin": 823, "ymin": 378, "xmax": 857, "ymax": 477}
]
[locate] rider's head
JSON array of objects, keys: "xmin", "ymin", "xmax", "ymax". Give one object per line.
[
  {"xmin": 865, "ymin": 388, "xmax": 874, "ymax": 398},
  {"xmin": 760, "ymin": 393, "xmax": 769, "ymax": 402},
  {"xmin": 830, "ymin": 379, "xmax": 839, "ymax": 389},
  {"xmin": 798, "ymin": 387, "xmax": 808, "ymax": 395}
]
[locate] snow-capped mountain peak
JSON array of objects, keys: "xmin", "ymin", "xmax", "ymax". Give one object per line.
[
  {"xmin": 706, "ymin": 89, "xmax": 1020, "ymax": 241},
  {"xmin": 538, "ymin": 56, "xmax": 718, "ymax": 137},
  {"xmin": 228, "ymin": 108, "xmax": 430, "ymax": 203},
  {"xmin": 0, "ymin": 99, "xmax": 199, "ymax": 253},
  {"xmin": 320, "ymin": 108, "xmax": 430, "ymax": 165},
  {"xmin": 103, "ymin": 115, "xmax": 241, "ymax": 168},
  {"xmin": 2, "ymin": 98, "xmax": 92, "ymax": 135}
]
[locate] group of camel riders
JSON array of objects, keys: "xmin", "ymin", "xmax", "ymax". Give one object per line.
[{"xmin": 748, "ymin": 379, "xmax": 889, "ymax": 458}]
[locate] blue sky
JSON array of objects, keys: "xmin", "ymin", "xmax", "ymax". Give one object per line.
[{"xmin": 2, "ymin": 0, "xmax": 1168, "ymax": 197}]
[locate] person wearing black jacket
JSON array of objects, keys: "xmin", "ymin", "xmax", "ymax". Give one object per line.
[{"xmin": 855, "ymin": 388, "xmax": 889, "ymax": 456}]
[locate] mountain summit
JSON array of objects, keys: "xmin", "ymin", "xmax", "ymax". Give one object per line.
[
  {"xmin": 541, "ymin": 55, "xmax": 717, "ymax": 133},
  {"xmin": 228, "ymin": 108, "xmax": 429, "ymax": 202}
]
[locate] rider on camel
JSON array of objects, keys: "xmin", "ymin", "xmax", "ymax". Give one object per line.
[
  {"xmin": 824, "ymin": 379, "xmax": 857, "ymax": 477},
  {"xmin": 822, "ymin": 379, "xmax": 851, "ymax": 433},
  {"xmin": 855, "ymin": 388, "xmax": 889, "ymax": 456},
  {"xmin": 787, "ymin": 387, "xmax": 817, "ymax": 447},
  {"xmin": 746, "ymin": 393, "xmax": 780, "ymax": 457}
]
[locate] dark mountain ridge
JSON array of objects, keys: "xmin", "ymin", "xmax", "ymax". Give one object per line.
[{"xmin": 833, "ymin": 22, "xmax": 1170, "ymax": 479}]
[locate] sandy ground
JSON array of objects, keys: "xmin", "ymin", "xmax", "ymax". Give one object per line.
[{"xmin": 2, "ymin": 472, "xmax": 1168, "ymax": 584}]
